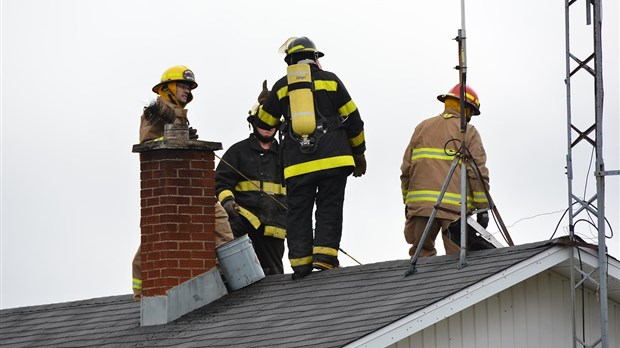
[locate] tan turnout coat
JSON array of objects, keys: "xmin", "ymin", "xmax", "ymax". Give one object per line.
[{"xmin": 400, "ymin": 107, "xmax": 490, "ymax": 221}]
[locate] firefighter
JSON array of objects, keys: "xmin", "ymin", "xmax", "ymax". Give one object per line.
[
  {"xmin": 257, "ymin": 37, "xmax": 367, "ymax": 280},
  {"xmin": 132, "ymin": 65, "xmax": 234, "ymax": 301},
  {"xmin": 139, "ymin": 65, "xmax": 199, "ymax": 143},
  {"xmin": 400, "ymin": 84, "xmax": 490, "ymax": 257},
  {"xmin": 215, "ymin": 80, "xmax": 287, "ymax": 275}
]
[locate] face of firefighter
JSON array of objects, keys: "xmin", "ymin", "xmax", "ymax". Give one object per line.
[
  {"xmin": 175, "ymin": 82, "xmax": 192, "ymax": 104},
  {"xmin": 256, "ymin": 127, "xmax": 276, "ymax": 141}
]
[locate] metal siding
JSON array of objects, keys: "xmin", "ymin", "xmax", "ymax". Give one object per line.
[
  {"xmin": 422, "ymin": 324, "xmax": 435, "ymax": 347},
  {"xmin": 499, "ymin": 289, "xmax": 514, "ymax": 346},
  {"xmin": 538, "ymin": 271, "xmax": 554, "ymax": 347},
  {"xmin": 459, "ymin": 306, "xmax": 476, "ymax": 348},
  {"xmin": 472, "ymin": 301, "xmax": 489, "ymax": 348},
  {"xmin": 611, "ymin": 300, "xmax": 620, "ymax": 345},
  {"xmin": 511, "ymin": 282, "xmax": 528, "ymax": 348},
  {"xmin": 435, "ymin": 318, "xmax": 449, "ymax": 347},
  {"xmin": 486, "ymin": 294, "xmax": 502, "ymax": 347},
  {"xmin": 392, "ymin": 271, "xmax": 619, "ymax": 348},
  {"xmin": 549, "ymin": 272, "xmax": 564, "ymax": 347},
  {"xmin": 525, "ymin": 271, "xmax": 541, "ymax": 346}
]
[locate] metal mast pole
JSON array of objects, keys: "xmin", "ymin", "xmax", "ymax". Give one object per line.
[
  {"xmin": 457, "ymin": 0, "xmax": 468, "ymax": 269},
  {"xmin": 564, "ymin": 0, "xmax": 615, "ymax": 346}
]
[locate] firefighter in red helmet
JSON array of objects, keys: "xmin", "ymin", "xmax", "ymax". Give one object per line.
[{"xmin": 400, "ymin": 84, "xmax": 490, "ymax": 257}]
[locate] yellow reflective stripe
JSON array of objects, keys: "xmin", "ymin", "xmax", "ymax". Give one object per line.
[
  {"xmin": 466, "ymin": 92, "xmax": 479, "ymax": 107},
  {"xmin": 284, "ymin": 155, "xmax": 355, "ymax": 179},
  {"xmin": 264, "ymin": 225, "xmax": 286, "ymax": 239},
  {"xmin": 153, "ymin": 136, "xmax": 165, "ymax": 142},
  {"xmin": 276, "ymin": 86, "xmax": 289, "ymax": 99},
  {"xmin": 349, "ymin": 130, "xmax": 365, "ymax": 147},
  {"xmin": 313, "ymin": 261, "xmax": 336, "ymax": 269},
  {"xmin": 405, "ymin": 190, "xmax": 475, "ymax": 208},
  {"xmin": 290, "ymin": 256, "xmax": 313, "ymax": 267},
  {"xmin": 218, "ymin": 190, "xmax": 234, "ymax": 203},
  {"xmin": 411, "ymin": 147, "xmax": 457, "ymax": 161},
  {"xmin": 338, "ymin": 100, "xmax": 357, "ymax": 117},
  {"xmin": 235, "ymin": 181, "xmax": 261, "ymax": 192},
  {"xmin": 441, "ymin": 112, "xmax": 458, "ymax": 119},
  {"xmin": 132, "ymin": 278, "xmax": 142, "ymax": 290},
  {"xmin": 237, "ymin": 207, "xmax": 286, "ymax": 237},
  {"xmin": 258, "ymin": 106, "xmax": 280, "ymax": 127},
  {"xmin": 473, "ymin": 191, "xmax": 488, "ymax": 203},
  {"xmin": 235, "ymin": 181, "xmax": 286, "ymax": 195},
  {"xmin": 264, "ymin": 182, "xmax": 286, "ymax": 195},
  {"xmin": 238, "ymin": 206, "xmax": 261, "ymax": 229},
  {"xmin": 313, "ymin": 246, "xmax": 338, "ymax": 257},
  {"xmin": 314, "ymin": 80, "xmax": 338, "ymax": 91}
]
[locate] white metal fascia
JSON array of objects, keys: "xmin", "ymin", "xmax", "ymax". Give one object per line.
[
  {"xmin": 570, "ymin": 246, "xmax": 620, "ymax": 280},
  {"xmin": 345, "ymin": 246, "xmax": 572, "ymax": 348}
]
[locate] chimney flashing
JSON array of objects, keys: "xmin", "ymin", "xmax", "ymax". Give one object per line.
[{"xmin": 141, "ymin": 267, "xmax": 228, "ymax": 326}]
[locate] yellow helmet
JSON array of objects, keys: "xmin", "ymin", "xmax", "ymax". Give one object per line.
[{"xmin": 152, "ymin": 65, "xmax": 198, "ymax": 93}]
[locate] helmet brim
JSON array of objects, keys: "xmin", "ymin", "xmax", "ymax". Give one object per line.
[
  {"xmin": 152, "ymin": 80, "xmax": 198, "ymax": 93},
  {"xmin": 437, "ymin": 94, "xmax": 481, "ymax": 115}
]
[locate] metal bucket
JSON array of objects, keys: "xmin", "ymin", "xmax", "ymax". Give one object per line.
[{"xmin": 216, "ymin": 235, "xmax": 265, "ymax": 291}]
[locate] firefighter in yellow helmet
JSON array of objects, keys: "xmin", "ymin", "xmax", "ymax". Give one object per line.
[
  {"xmin": 139, "ymin": 65, "xmax": 199, "ymax": 143},
  {"xmin": 257, "ymin": 37, "xmax": 367, "ymax": 280},
  {"xmin": 400, "ymin": 84, "xmax": 490, "ymax": 257},
  {"xmin": 132, "ymin": 65, "xmax": 233, "ymax": 301}
]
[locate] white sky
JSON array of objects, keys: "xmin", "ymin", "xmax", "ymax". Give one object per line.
[{"xmin": 1, "ymin": 0, "xmax": 618, "ymax": 309}]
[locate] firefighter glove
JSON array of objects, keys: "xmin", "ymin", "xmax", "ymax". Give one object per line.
[
  {"xmin": 352, "ymin": 153, "xmax": 367, "ymax": 177},
  {"xmin": 477, "ymin": 212, "xmax": 489, "ymax": 228},
  {"xmin": 189, "ymin": 127, "xmax": 198, "ymax": 140},
  {"xmin": 222, "ymin": 199, "xmax": 240, "ymax": 218},
  {"xmin": 257, "ymin": 80, "xmax": 270, "ymax": 105},
  {"xmin": 143, "ymin": 99, "xmax": 176, "ymax": 125}
]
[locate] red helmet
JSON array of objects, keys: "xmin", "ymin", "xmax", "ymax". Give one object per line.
[{"xmin": 437, "ymin": 84, "xmax": 481, "ymax": 115}]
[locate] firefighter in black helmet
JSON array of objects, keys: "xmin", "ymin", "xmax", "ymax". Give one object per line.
[
  {"xmin": 216, "ymin": 81, "xmax": 287, "ymax": 275},
  {"xmin": 257, "ymin": 36, "xmax": 367, "ymax": 280}
]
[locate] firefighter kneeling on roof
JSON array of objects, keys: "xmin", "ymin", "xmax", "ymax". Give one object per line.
[
  {"xmin": 258, "ymin": 37, "xmax": 367, "ymax": 280},
  {"xmin": 400, "ymin": 84, "xmax": 490, "ymax": 257}
]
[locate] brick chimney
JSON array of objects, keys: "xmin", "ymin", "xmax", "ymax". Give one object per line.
[{"xmin": 132, "ymin": 126, "xmax": 227, "ymax": 326}]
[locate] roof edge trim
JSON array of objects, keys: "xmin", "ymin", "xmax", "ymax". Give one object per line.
[{"xmin": 345, "ymin": 245, "xmax": 571, "ymax": 348}]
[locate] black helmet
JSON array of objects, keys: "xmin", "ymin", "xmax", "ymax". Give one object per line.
[{"xmin": 281, "ymin": 37, "xmax": 324, "ymax": 63}]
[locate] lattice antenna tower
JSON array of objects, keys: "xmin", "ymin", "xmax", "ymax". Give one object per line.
[{"xmin": 564, "ymin": 0, "xmax": 617, "ymax": 347}]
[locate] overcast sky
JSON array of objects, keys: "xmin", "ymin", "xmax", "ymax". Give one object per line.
[{"xmin": 1, "ymin": 0, "xmax": 618, "ymax": 309}]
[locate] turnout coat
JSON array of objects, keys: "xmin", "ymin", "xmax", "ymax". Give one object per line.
[{"xmin": 400, "ymin": 108, "xmax": 490, "ymax": 221}]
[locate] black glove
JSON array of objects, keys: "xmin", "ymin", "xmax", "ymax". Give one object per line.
[
  {"xmin": 143, "ymin": 99, "xmax": 176, "ymax": 125},
  {"xmin": 352, "ymin": 153, "xmax": 367, "ymax": 177},
  {"xmin": 477, "ymin": 212, "xmax": 489, "ymax": 228},
  {"xmin": 222, "ymin": 199, "xmax": 240, "ymax": 218},
  {"xmin": 189, "ymin": 127, "xmax": 198, "ymax": 140}
]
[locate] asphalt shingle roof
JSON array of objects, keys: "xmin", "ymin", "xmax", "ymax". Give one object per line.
[{"xmin": 1, "ymin": 240, "xmax": 556, "ymax": 348}]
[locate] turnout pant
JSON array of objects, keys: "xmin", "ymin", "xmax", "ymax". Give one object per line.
[
  {"xmin": 286, "ymin": 167, "xmax": 349, "ymax": 274},
  {"xmin": 229, "ymin": 216, "xmax": 285, "ymax": 275},
  {"xmin": 404, "ymin": 215, "xmax": 460, "ymax": 257}
]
